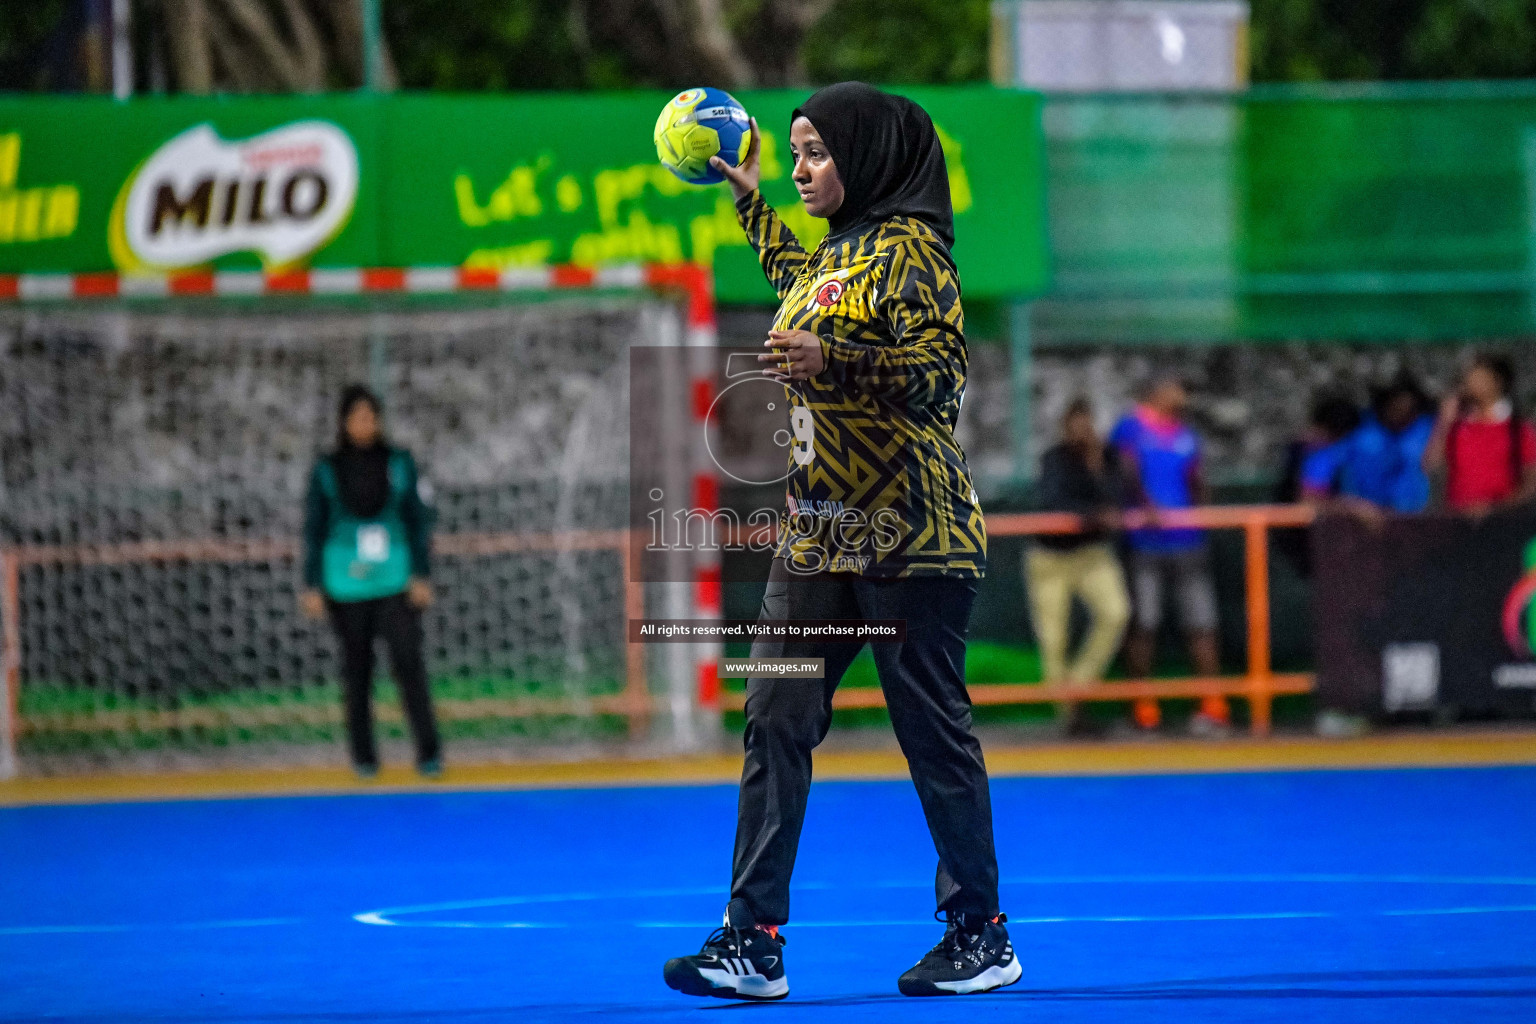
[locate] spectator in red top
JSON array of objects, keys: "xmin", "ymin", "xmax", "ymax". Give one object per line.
[{"xmin": 1422, "ymin": 354, "xmax": 1536, "ymax": 516}]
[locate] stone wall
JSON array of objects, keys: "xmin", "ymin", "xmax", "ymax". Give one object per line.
[{"xmin": 1028, "ymin": 343, "xmax": 1536, "ymax": 488}]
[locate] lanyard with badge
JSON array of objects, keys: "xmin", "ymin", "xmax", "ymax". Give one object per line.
[{"xmin": 355, "ymin": 523, "xmax": 391, "ymax": 566}]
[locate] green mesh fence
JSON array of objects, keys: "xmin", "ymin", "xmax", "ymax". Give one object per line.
[
  {"xmin": 1036, "ymin": 82, "xmax": 1536, "ymax": 344},
  {"xmin": 1, "ymin": 298, "xmax": 675, "ymax": 772}
]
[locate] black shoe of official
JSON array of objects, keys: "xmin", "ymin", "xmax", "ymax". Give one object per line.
[
  {"xmin": 898, "ymin": 912, "xmax": 1021, "ymax": 996},
  {"xmin": 663, "ymin": 898, "xmax": 788, "ymax": 1001}
]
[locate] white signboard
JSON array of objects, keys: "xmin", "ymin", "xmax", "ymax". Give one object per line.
[{"xmin": 113, "ymin": 120, "xmax": 358, "ymax": 270}]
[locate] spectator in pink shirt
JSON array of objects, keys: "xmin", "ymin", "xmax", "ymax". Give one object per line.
[{"xmin": 1423, "ymin": 354, "xmax": 1536, "ymax": 517}]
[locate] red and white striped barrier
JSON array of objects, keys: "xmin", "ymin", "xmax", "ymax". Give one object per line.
[{"xmin": 0, "ymin": 264, "xmax": 698, "ymax": 302}]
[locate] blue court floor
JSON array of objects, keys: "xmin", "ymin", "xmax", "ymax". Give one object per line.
[{"xmin": 3, "ymin": 765, "xmax": 1536, "ymax": 1023}]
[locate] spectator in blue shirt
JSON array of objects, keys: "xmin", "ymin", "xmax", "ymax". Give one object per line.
[
  {"xmin": 1111, "ymin": 377, "xmax": 1225, "ymax": 735},
  {"xmin": 1275, "ymin": 393, "xmax": 1361, "ymax": 576},
  {"xmin": 1303, "ymin": 374, "xmax": 1435, "ymax": 522}
]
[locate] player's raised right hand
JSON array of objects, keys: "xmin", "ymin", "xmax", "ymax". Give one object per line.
[{"xmin": 711, "ymin": 117, "xmax": 761, "ymax": 202}]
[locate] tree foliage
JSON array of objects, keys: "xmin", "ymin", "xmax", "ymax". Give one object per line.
[
  {"xmin": 5, "ymin": 0, "xmax": 1536, "ymax": 93},
  {"xmin": 391, "ymin": 0, "xmax": 839, "ymax": 91},
  {"xmin": 801, "ymin": 0, "xmax": 990, "ymax": 87},
  {"xmin": 0, "ymin": 0, "xmax": 71, "ymax": 92},
  {"xmin": 1, "ymin": 0, "xmax": 391, "ymax": 94},
  {"xmin": 1, "ymin": 0, "xmax": 987, "ymax": 93},
  {"xmin": 1251, "ymin": 0, "xmax": 1536, "ymax": 82}
]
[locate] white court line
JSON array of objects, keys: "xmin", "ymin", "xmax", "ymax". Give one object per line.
[
  {"xmin": 353, "ymin": 874, "xmax": 1536, "ymax": 930},
  {"xmin": 995, "ymin": 873, "xmax": 1536, "ymax": 888},
  {"xmin": 365, "ymin": 906, "xmax": 1536, "ymax": 931},
  {"xmin": 12, "ymin": 902, "xmax": 1536, "ymax": 939},
  {"xmin": 633, "ymin": 920, "xmax": 934, "ymax": 929},
  {"xmin": 351, "ymin": 920, "xmax": 567, "ymax": 929},
  {"xmin": 0, "ymin": 917, "xmax": 301, "ymax": 936},
  {"xmin": 353, "ymin": 886, "xmax": 720, "ymax": 926},
  {"xmin": 1011, "ymin": 911, "xmax": 1337, "ymax": 924},
  {"xmin": 1382, "ymin": 903, "xmax": 1536, "ymax": 917},
  {"xmin": 633, "ymin": 912, "xmax": 1336, "ymax": 928}
]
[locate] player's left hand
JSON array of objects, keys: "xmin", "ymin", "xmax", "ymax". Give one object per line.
[
  {"xmin": 759, "ymin": 330, "xmax": 824, "ymax": 381},
  {"xmin": 407, "ymin": 577, "xmax": 434, "ymax": 609}
]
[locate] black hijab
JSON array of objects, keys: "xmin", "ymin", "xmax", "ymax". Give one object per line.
[
  {"xmin": 333, "ymin": 384, "xmax": 391, "ymax": 519},
  {"xmin": 793, "ymin": 82, "xmax": 955, "ymax": 250}
]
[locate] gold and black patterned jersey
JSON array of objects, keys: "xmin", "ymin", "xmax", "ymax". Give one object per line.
[{"xmin": 737, "ymin": 191, "xmax": 986, "ymax": 578}]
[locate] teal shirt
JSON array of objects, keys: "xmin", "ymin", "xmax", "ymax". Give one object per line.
[{"xmin": 303, "ymin": 448, "xmax": 434, "ymax": 602}]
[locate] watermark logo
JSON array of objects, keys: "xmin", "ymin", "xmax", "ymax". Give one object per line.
[
  {"xmin": 705, "ymin": 353, "xmax": 807, "ymax": 486},
  {"xmin": 629, "ymin": 347, "xmax": 905, "ymax": 582}
]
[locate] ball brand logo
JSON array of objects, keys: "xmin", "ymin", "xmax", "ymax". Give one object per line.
[
  {"xmin": 815, "ymin": 279, "xmax": 844, "ymax": 307},
  {"xmin": 110, "ymin": 120, "xmax": 359, "ymax": 271},
  {"xmin": 672, "ymin": 89, "xmax": 703, "ymax": 107},
  {"xmin": 706, "ymin": 351, "xmax": 807, "ymax": 486},
  {"xmin": 694, "ymin": 105, "xmax": 748, "ymax": 125}
]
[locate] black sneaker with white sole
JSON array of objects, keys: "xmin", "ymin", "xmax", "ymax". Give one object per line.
[
  {"xmin": 897, "ymin": 913, "xmax": 1022, "ymax": 996},
  {"xmin": 663, "ymin": 898, "xmax": 789, "ymax": 1001}
]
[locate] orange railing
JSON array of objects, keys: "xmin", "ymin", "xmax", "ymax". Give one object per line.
[
  {"xmin": 716, "ymin": 504, "xmax": 1316, "ymax": 737},
  {"xmin": 0, "ymin": 505, "xmax": 1318, "ymax": 758}
]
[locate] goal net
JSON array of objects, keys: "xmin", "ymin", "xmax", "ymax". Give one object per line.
[{"xmin": 0, "ymin": 290, "xmax": 702, "ymax": 773}]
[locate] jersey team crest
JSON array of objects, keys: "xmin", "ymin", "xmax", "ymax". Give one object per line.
[
  {"xmin": 815, "ymin": 280, "xmax": 843, "ymax": 307},
  {"xmin": 801, "ymin": 256, "xmax": 885, "ymax": 319}
]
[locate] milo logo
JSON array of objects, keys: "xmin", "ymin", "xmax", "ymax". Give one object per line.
[{"xmin": 110, "ymin": 120, "xmax": 358, "ymax": 271}]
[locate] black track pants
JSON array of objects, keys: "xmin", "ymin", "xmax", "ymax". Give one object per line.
[
  {"xmin": 731, "ymin": 559, "xmax": 999, "ymax": 926},
  {"xmin": 327, "ymin": 593, "xmax": 442, "ymax": 768}
]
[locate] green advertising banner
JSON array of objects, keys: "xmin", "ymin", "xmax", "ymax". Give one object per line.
[
  {"xmin": 1241, "ymin": 85, "xmax": 1536, "ymax": 340},
  {"xmin": 0, "ymin": 88, "xmax": 1046, "ymax": 303},
  {"xmin": 0, "ymin": 95, "xmax": 383, "ymax": 276}
]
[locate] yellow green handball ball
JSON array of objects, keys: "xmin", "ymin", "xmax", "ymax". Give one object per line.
[{"xmin": 654, "ymin": 88, "xmax": 752, "ymax": 186}]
